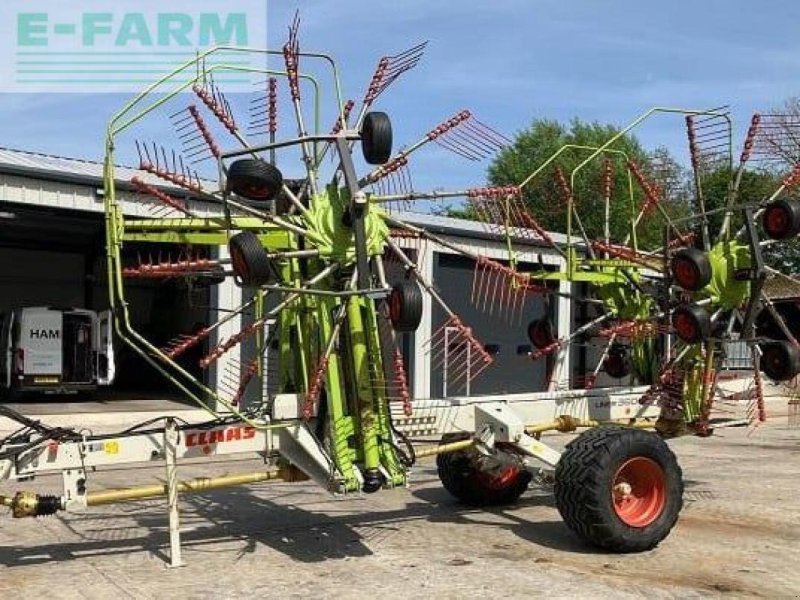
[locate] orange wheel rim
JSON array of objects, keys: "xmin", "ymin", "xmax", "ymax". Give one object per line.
[
  {"xmin": 244, "ymin": 184, "xmax": 272, "ymax": 199},
  {"xmin": 765, "ymin": 206, "xmax": 789, "ymax": 237},
  {"xmin": 474, "ymin": 465, "xmax": 521, "ymax": 490},
  {"xmin": 612, "ymin": 457, "xmax": 666, "ymax": 527},
  {"xmin": 673, "ymin": 258, "xmax": 698, "ymax": 289},
  {"xmin": 673, "ymin": 312, "xmax": 698, "ymax": 342},
  {"xmin": 389, "ymin": 289, "xmax": 402, "ymax": 322},
  {"xmin": 231, "ymin": 247, "xmax": 248, "ymax": 279}
]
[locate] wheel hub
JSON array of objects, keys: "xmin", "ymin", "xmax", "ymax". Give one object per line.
[
  {"xmin": 474, "ymin": 464, "xmax": 522, "ymax": 490},
  {"xmin": 612, "ymin": 481, "xmax": 633, "ymax": 499},
  {"xmin": 611, "ymin": 457, "xmax": 666, "ymax": 528}
]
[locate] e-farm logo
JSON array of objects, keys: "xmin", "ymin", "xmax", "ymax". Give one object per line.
[
  {"xmin": 18, "ymin": 13, "xmax": 249, "ymax": 48},
  {"xmin": 0, "ymin": 1, "xmax": 267, "ymax": 93}
]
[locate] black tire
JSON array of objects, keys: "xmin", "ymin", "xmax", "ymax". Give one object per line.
[
  {"xmin": 672, "ymin": 303, "xmax": 711, "ymax": 343},
  {"xmin": 759, "ymin": 340, "xmax": 800, "ymax": 381},
  {"xmin": 527, "ymin": 318, "xmax": 555, "ymax": 349},
  {"xmin": 227, "ymin": 159, "xmax": 283, "ymax": 201},
  {"xmin": 229, "ymin": 231, "xmax": 274, "ymax": 286},
  {"xmin": 755, "ymin": 300, "xmax": 800, "ymax": 341},
  {"xmin": 436, "ymin": 433, "xmax": 532, "ymax": 507},
  {"xmin": 388, "ymin": 280, "xmax": 423, "ymax": 332},
  {"xmin": 603, "ymin": 345, "xmax": 631, "ymax": 379},
  {"xmin": 361, "ymin": 112, "xmax": 393, "ymax": 165},
  {"xmin": 670, "ymin": 248, "xmax": 712, "ymax": 292},
  {"xmin": 762, "ymin": 198, "xmax": 800, "ymax": 240},
  {"xmin": 554, "ymin": 427, "xmax": 683, "ymax": 553}
]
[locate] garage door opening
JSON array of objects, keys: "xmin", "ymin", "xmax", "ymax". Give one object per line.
[{"xmin": 0, "ymin": 204, "xmax": 214, "ymax": 409}]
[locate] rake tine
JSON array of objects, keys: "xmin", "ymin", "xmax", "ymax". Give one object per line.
[
  {"xmin": 466, "ymin": 117, "xmax": 513, "ymax": 147},
  {"xmin": 386, "ymin": 40, "xmax": 428, "ymax": 64},
  {"xmin": 488, "ymin": 267, "xmax": 502, "ymax": 317},
  {"xmin": 451, "ymin": 125, "xmax": 497, "ymax": 156},
  {"xmin": 470, "ymin": 260, "xmax": 482, "ymax": 305},
  {"xmin": 472, "ymin": 117, "xmax": 514, "ymax": 146},
  {"xmin": 514, "ymin": 285, "xmax": 528, "ymax": 325},
  {"xmin": 433, "ymin": 136, "xmax": 482, "ymax": 161},
  {"xmin": 359, "ymin": 41, "xmax": 427, "ymax": 113},
  {"xmin": 480, "ymin": 265, "xmax": 492, "ymax": 313}
]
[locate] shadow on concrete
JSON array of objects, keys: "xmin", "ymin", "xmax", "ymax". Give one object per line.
[
  {"xmin": 0, "ymin": 477, "xmax": 607, "ymax": 567},
  {"xmin": 410, "ymin": 483, "xmax": 604, "ymax": 554}
]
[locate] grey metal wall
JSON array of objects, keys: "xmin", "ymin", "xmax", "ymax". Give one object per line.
[{"xmin": 430, "ymin": 253, "xmax": 551, "ymax": 397}]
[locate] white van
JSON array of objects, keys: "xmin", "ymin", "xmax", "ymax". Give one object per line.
[{"xmin": 0, "ymin": 307, "xmax": 114, "ymax": 396}]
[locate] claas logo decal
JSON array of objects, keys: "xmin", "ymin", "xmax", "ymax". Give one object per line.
[{"xmin": 185, "ymin": 426, "xmax": 255, "ymax": 448}]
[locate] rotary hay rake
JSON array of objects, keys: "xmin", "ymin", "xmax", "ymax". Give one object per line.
[{"xmin": 2, "ymin": 16, "xmax": 800, "ymax": 565}]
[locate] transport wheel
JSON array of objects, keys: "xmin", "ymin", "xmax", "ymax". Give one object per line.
[
  {"xmin": 670, "ymin": 248, "xmax": 712, "ymax": 291},
  {"xmin": 188, "ymin": 265, "xmax": 226, "ymax": 288},
  {"xmin": 361, "ymin": 111, "xmax": 393, "ymax": 165},
  {"xmin": 436, "ymin": 433, "xmax": 532, "ymax": 506},
  {"xmin": 527, "ymin": 318, "xmax": 555, "ymax": 349},
  {"xmin": 762, "ymin": 198, "xmax": 800, "ymax": 240},
  {"xmin": 227, "ymin": 159, "xmax": 283, "ymax": 201},
  {"xmin": 388, "ymin": 280, "xmax": 423, "ymax": 332},
  {"xmin": 554, "ymin": 427, "xmax": 683, "ymax": 552},
  {"xmin": 759, "ymin": 340, "xmax": 800, "ymax": 382},
  {"xmin": 672, "ymin": 303, "xmax": 711, "ymax": 344},
  {"xmin": 229, "ymin": 231, "xmax": 274, "ymax": 286}
]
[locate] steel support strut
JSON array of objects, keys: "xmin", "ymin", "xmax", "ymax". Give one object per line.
[{"xmin": 165, "ymin": 419, "xmax": 184, "ymax": 569}]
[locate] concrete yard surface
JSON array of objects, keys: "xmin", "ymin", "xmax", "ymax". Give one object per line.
[{"xmin": 0, "ymin": 421, "xmax": 799, "ymax": 599}]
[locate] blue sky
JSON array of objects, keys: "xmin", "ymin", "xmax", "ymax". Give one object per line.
[{"xmin": 1, "ymin": 0, "xmax": 799, "ymax": 199}]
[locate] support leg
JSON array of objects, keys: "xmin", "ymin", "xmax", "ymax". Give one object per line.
[{"xmin": 165, "ymin": 418, "xmax": 184, "ymax": 569}]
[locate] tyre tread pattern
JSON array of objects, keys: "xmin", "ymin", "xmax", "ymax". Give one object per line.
[{"xmin": 554, "ymin": 427, "xmax": 683, "ymax": 553}]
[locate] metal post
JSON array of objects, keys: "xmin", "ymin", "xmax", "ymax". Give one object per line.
[
  {"xmin": 211, "ymin": 246, "xmax": 243, "ymax": 410},
  {"xmin": 165, "ymin": 418, "xmax": 184, "ymax": 569},
  {"xmin": 443, "ymin": 326, "xmax": 451, "ymax": 398},
  {"xmin": 465, "ymin": 328, "xmax": 472, "ymax": 397},
  {"xmin": 412, "ymin": 241, "xmax": 435, "ymax": 400},
  {"xmin": 551, "ymin": 275, "xmax": 573, "ymax": 390}
]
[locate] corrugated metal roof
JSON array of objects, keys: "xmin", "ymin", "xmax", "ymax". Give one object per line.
[
  {"xmin": 0, "ymin": 146, "xmax": 567, "ymax": 247},
  {"xmin": 0, "ymin": 146, "xmax": 213, "ymax": 194},
  {"xmin": 394, "ymin": 210, "xmax": 569, "ymax": 247}
]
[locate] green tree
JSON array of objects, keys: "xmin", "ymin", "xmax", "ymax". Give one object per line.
[
  {"xmin": 692, "ymin": 166, "xmax": 800, "ymax": 274},
  {"xmin": 481, "ymin": 119, "xmax": 689, "ymax": 249},
  {"xmin": 694, "ymin": 167, "xmax": 779, "ymax": 240},
  {"xmin": 742, "ymin": 96, "xmax": 800, "ymax": 274}
]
